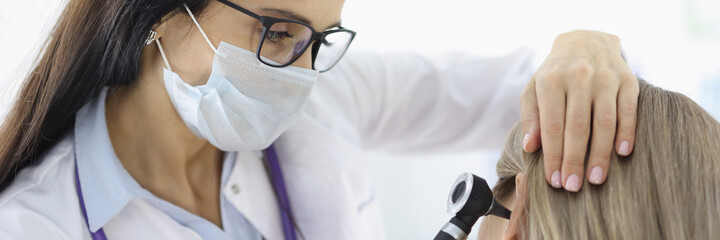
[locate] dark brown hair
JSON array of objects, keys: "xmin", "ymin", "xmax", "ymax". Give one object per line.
[{"xmin": 0, "ymin": 0, "xmax": 212, "ymax": 191}]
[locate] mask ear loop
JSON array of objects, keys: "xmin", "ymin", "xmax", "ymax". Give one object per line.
[
  {"xmin": 146, "ymin": 30, "xmax": 173, "ymax": 71},
  {"xmin": 154, "ymin": 36, "xmax": 173, "ymax": 71},
  {"xmin": 183, "ymin": 3, "xmax": 217, "ymax": 53}
]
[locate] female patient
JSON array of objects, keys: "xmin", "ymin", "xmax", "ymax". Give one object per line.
[{"xmin": 480, "ymin": 80, "xmax": 720, "ymax": 239}]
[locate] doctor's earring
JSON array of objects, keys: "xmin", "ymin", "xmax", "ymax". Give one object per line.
[{"xmin": 145, "ymin": 30, "xmax": 157, "ymax": 45}]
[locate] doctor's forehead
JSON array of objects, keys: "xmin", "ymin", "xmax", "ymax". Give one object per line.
[{"xmin": 232, "ymin": 0, "xmax": 345, "ymax": 30}]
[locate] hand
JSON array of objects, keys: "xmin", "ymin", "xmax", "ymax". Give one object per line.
[{"xmin": 520, "ymin": 30, "xmax": 639, "ymax": 192}]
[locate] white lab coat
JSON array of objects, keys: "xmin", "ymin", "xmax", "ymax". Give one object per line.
[{"xmin": 0, "ymin": 49, "xmax": 534, "ymax": 239}]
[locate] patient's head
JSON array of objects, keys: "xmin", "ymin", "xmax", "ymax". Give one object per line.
[{"xmin": 479, "ymin": 80, "xmax": 720, "ymax": 239}]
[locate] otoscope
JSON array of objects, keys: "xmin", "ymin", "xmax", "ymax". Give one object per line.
[{"xmin": 434, "ymin": 173, "xmax": 512, "ymax": 240}]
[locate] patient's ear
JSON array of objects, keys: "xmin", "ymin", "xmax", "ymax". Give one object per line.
[{"xmin": 502, "ymin": 173, "xmax": 528, "ymax": 240}]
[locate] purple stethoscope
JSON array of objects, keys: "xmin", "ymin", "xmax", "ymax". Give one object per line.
[{"xmin": 74, "ymin": 144, "xmax": 299, "ymax": 240}]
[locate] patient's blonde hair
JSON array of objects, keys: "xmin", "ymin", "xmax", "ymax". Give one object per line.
[{"xmin": 494, "ymin": 80, "xmax": 720, "ymax": 239}]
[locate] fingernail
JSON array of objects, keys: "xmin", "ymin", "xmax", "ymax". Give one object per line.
[
  {"xmin": 522, "ymin": 134, "xmax": 530, "ymax": 152},
  {"xmin": 551, "ymin": 170, "xmax": 562, "ymax": 188},
  {"xmin": 618, "ymin": 141, "xmax": 630, "ymax": 155},
  {"xmin": 565, "ymin": 174, "xmax": 580, "ymax": 192},
  {"xmin": 589, "ymin": 166, "xmax": 604, "ymax": 184}
]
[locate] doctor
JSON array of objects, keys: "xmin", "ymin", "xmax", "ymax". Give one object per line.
[{"xmin": 0, "ymin": 0, "xmax": 638, "ymax": 239}]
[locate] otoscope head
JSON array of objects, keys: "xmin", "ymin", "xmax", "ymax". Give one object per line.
[
  {"xmin": 447, "ymin": 173, "xmax": 496, "ymax": 217},
  {"xmin": 435, "ymin": 173, "xmax": 512, "ymax": 240}
]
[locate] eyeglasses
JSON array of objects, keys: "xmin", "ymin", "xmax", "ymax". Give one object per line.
[{"xmin": 215, "ymin": 0, "xmax": 356, "ymax": 72}]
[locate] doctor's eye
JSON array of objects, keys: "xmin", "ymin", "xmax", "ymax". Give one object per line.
[{"xmin": 266, "ymin": 31, "xmax": 293, "ymax": 42}]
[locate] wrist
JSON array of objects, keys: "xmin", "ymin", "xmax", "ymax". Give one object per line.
[{"xmin": 551, "ymin": 30, "xmax": 621, "ymax": 54}]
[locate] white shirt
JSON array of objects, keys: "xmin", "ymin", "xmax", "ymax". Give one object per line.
[{"xmin": 0, "ymin": 49, "xmax": 534, "ymax": 239}]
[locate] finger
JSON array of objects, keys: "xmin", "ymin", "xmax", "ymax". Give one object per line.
[
  {"xmin": 586, "ymin": 90, "xmax": 618, "ymax": 185},
  {"xmin": 561, "ymin": 77, "xmax": 592, "ymax": 192},
  {"xmin": 615, "ymin": 74, "xmax": 639, "ymax": 156},
  {"xmin": 502, "ymin": 173, "xmax": 528, "ymax": 240},
  {"xmin": 535, "ymin": 72, "xmax": 566, "ymax": 188},
  {"xmin": 520, "ymin": 78, "xmax": 541, "ymax": 153}
]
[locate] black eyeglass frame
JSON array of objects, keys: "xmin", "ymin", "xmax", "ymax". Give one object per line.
[{"xmin": 214, "ymin": 0, "xmax": 357, "ymax": 72}]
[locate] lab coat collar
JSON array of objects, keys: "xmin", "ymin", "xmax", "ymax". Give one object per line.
[{"xmin": 74, "ymin": 88, "xmax": 143, "ymax": 232}]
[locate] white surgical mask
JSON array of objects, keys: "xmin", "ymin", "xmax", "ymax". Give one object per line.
[{"xmin": 154, "ymin": 5, "xmax": 319, "ymax": 151}]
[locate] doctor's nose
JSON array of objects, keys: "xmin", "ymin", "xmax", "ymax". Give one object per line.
[{"xmin": 291, "ymin": 50, "xmax": 314, "ymax": 70}]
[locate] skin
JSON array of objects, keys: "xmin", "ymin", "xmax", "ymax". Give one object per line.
[
  {"xmin": 105, "ymin": 0, "xmax": 344, "ymax": 227},
  {"xmin": 104, "ymin": 0, "xmax": 635, "ymax": 230},
  {"xmin": 477, "ymin": 173, "xmax": 528, "ymax": 240},
  {"xmin": 521, "ymin": 30, "xmax": 639, "ymax": 192}
]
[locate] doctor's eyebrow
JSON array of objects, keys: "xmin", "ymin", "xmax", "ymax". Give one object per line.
[
  {"xmin": 261, "ymin": 8, "xmax": 313, "ymax": 25},
  {"xmin": 260, "ymin": 8, "xmax": 343, "ymax": 30}
]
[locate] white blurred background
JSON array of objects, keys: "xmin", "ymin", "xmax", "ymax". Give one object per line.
[{"xmin": 1, "ymin": 0, "xmax": 718, "ymax": 239}]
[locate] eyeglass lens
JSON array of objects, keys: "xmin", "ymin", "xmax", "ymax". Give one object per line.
[
  {"xmin": 257, "ymin": 21, "xmax": 352, "ymax": 71},
  {"xmin": 258, "ymin": 21, "xmax": 313, "ymax": 66},
  {"xmin": 313, "ymin": 31, "xmax": 354, "ymax": 71}
]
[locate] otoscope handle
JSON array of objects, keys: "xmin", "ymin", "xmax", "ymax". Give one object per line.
[
  {"xmin": 434, "ymin": 231, "xmax": 461, "ymax": 240},
  {"xmin": 433, "ymin": 216, "xmax": 471, "ymax": 240}
]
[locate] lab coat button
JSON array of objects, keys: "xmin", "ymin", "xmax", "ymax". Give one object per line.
[{"xmin": 231, "ymin": 184, "xmax": 240, "ymax": 194}]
